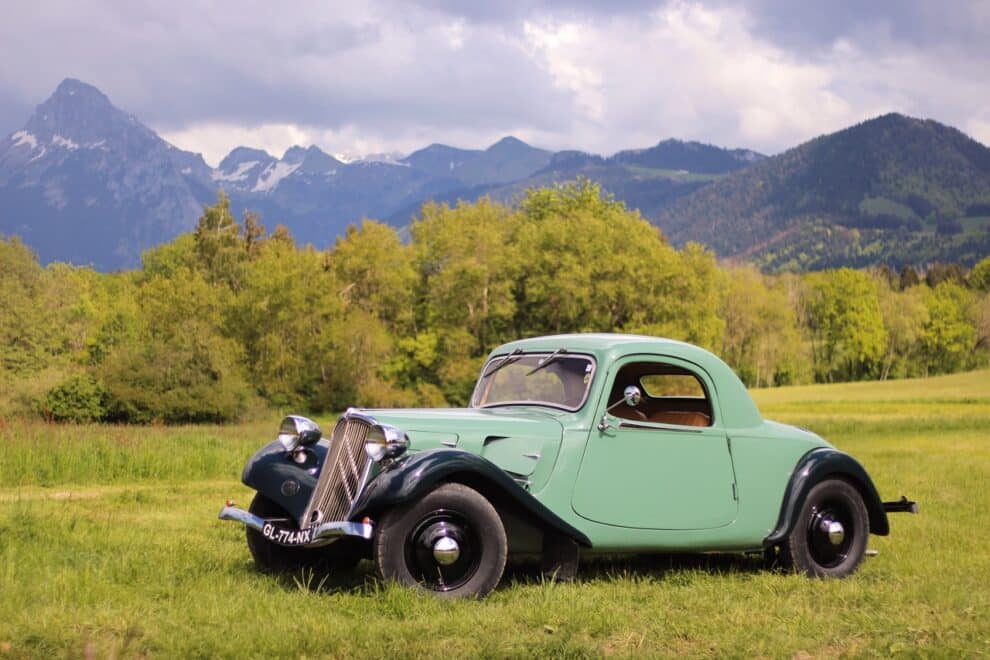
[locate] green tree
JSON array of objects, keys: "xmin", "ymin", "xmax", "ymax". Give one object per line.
[
  {"xmin": 193, "ymin": 191, "xmax": 246, "ymax": 289},
  {"xmin": 969, "ymin": 255, "xmax": 990, "ymax": 291},
  {"xmin": 330, "ymin": 220, "xmax": 416, "ymax": 331},
  {"xmin": 99, "ymin": 267, "xmax": 252, "ymax": 422},
  {"xmin": 874, "ymin": 275, "xmax": 928, "ymax": 379},
  {"xmin": 719, "ymin": 266, "xmax": 807, "ymax": 387},
  {"xmin": 918, "ymin": 282, "xmax": 977, "ymax": 375},
  {"xmin": 803, "ymin": 269, "xmax": 888, "ymax": 381}
]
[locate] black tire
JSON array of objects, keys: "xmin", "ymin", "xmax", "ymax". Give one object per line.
[
  {"xmin": 780, "ymin": 478, "xmax": 869, "ymax": 578},
  {"xmin": 246, "ymin": 493, "xmax": 361, "ymax": 575},
  {"xmin": 374, "ymin": 483, "xmax": 507, "ymax": 598}
]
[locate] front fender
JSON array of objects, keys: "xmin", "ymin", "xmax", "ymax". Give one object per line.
[
  {"xmin": 352, "ymin": 449, "xmax": 592, "ymax": 547},
  {"xmin": 765, "ymin": 447, "xmax": 889, "ymax": 546},
  {"xmin": 241, "ymin": 440, "xmax": 326, "ymax": 527}
]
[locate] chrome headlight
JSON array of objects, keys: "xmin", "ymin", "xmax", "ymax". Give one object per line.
[
  {"xmin": 365, "ymin": 423, "xmax": 409, "ymax": 462},
  {"xmin": 277, "ymin": 415, "xmax": 322, "ymax": 452}
]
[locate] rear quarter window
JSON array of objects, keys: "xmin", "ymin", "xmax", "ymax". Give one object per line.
[{"xmin": 640, "ymin": 373, "xmax": 705, "ymax": 398}]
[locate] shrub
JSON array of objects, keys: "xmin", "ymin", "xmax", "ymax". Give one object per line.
[{"xmin": 39, "ymin": 373, "xmax": 108, "ymax": 422}]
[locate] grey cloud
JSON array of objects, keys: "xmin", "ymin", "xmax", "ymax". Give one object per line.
[
  {"xmin": 0, "ymin": 1, "xmax": 575, "ymax": 145},
  {"xmin": 0, "ymin": 0, "xmax": 987, "ymax": 158}
]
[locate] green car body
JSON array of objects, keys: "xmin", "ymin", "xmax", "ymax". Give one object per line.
[{"xmin": 219, "ymin": 333, "xmax": 914, "ymax": 597}]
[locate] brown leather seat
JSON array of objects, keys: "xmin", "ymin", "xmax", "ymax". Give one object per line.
[
  {"xmin": 611, "ymin": 404, "xmax": 647, "ymax": 421},
  {"xmin": 650, "ymin": 410, "xmax": 711, "ymax": 427}
]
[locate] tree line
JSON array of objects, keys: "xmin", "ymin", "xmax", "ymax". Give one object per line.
[{"xmin": 2, "ymin": 180, "xmax": 989, "ymax": 423}]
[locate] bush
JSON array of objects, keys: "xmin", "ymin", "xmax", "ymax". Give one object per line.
[{"xmin": 39, "ymin": 373, "xmax": 108, "ymax": 422}]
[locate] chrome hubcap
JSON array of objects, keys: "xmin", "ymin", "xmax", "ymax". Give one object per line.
[
  {"xmin": 823, "ymin": 519, "xmax": 845, "ymax": 546},
  {"xmin": 432, "ymin": 536, "xmax": 460, "ymax": 565}
]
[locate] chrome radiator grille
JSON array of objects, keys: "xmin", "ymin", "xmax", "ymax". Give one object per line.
[{"xmin": 303, "ymin": 416, "xmax": 372, "ymax": 526}]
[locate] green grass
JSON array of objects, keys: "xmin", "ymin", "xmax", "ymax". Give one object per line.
[
  {"xmin": 622, "ymin": 165, "xmax": 725, "ymax": 183},
  {"xmin": 2, "ymin": 373, "xmax": 989, "ymax": 657},
  {"xmin": 959, "ymin": 215, "xmax": 990, "ymax": 236},
  {"xmin": 857, "ymin": 196, "xmax": 919, "ymax": 221}
]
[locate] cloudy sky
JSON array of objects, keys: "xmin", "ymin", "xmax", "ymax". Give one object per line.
[{"xmin": 2, "ymin": 0, "xmax": 988, "ymax": 165}]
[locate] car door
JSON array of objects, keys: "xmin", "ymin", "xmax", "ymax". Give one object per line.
[{"xmin": 571, "ymin": 356, "xmax": 738, "ymax": 530}]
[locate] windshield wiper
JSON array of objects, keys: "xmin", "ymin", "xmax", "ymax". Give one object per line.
[
  {"xmin": 526, "ymin": 348, "xmax": 568, "ymax": 375},
  {"xmin": 482, "ymin": 348, "xmax": 524, "ymax": 378}
]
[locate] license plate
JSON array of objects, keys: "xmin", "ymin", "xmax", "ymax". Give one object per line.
[{"xmin": 261, "ymin": 522, "xmax": 313, "ymax": 546}]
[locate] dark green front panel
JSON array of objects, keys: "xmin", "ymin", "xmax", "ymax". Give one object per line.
[{"xmin": 241, "ymin": 440, "xmax": 325, "ymax": 527}]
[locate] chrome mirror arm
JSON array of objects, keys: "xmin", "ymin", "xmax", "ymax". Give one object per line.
[{"xmin": 598, "ymin": 385, "xmax": 643, "ymax": 432}]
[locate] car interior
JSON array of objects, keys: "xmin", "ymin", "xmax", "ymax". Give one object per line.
[{"xmin": 607, "ymin": 361, "xmax": 713, "ymax": 427}]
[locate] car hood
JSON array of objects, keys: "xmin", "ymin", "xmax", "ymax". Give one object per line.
[{"xmin": 357, "ymin": 406, "xmax": 564, "ymax": 454}]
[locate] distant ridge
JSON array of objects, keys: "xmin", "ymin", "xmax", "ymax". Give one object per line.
[
  {"xmin": 656, "ymin": 113, "xmax": 990, "ymax": 269},
  {"xmin": 0, "ymin": 79, "xmax": 765, "ymax": 269},
  {"xmin": 5, "ymin": 79, "xmax": 986, "ymax": 272}
]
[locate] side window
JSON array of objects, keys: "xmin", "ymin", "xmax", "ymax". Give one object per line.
[
  {"xmin": 640, "ymin": 373, "xmax": 705, "ymax": 398},
  {"xmin": 608, "ymin": 361, "xmax": 713, "ymax": 427}
]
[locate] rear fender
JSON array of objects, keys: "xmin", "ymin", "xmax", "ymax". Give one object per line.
[{"xmin": 764, "ymin": 447, "xmax": 889, "ymax": 546}]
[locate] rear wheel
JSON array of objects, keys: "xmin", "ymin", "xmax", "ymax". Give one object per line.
[
  {"xmin": 780, "ymin": 478, "xmax": 869, "ymax": 578},
  {"xmin": 374, "ymin": 483, "xmax": 507, "ymax": 598},
  {"xmin": 246, "ymin": 493, "xmax": 361, "ymax": 575}
]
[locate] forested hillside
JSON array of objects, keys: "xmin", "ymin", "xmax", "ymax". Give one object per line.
[
  {"xmin": 2, "ymin": 181, "xmax": 988, "ymax": 424},
  {"xmin": 657, "ymin": 113, "xmax": 990, "ymax": 269}
]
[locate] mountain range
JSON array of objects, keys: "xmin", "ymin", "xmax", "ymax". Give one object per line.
[{"xmin": 1, "ymin": 78, "xmax": 988, "ymax": 271}]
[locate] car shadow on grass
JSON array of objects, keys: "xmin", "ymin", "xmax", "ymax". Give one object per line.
[
  {"xmin": 503, "ymin": 552, "xmax": 771, "ymax": 588},
  {"xmin": 256, "ymin": 560, "xmax": 381, "ymax": 595},
  {"xmin": 254, "ymin": 552, "xmax": 772, "ymax": 597}
]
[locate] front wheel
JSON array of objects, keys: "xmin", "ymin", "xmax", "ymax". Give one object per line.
[
  {"xmin": 374, "ymin": 483, "xmax": 507, "ymax": 598},
  {"xmin": 780, "ymin": 478, "xmax": 869, "ymax": 578},
  {"xmin": 246, "ymin": 493, "xmax": 361, "ymax": 575}
]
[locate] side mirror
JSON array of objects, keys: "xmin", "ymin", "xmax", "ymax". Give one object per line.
[
  {"xmin": 598, "ymin": 385, "xmax": 644, "ymax": 431},
  {"xmin": 622, "ymin": 385, "xmax": 642, "ymax": 408}
]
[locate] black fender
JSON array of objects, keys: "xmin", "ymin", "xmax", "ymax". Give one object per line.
[
  {"xmin": 764, "ymin": 447, "xmax": 889, "ymax": 546},
  {"xmin": 241, "ymin": 440, "xmax": 326, "ymax": 527},
  {"xmin": 351, "ymin": 449, "xmax": 592, "ymax": 547}
]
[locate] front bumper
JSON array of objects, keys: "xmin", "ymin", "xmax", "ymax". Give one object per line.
[{"xmin": 218, "ymin": 504, "xmax": 374, "ymax": 548}]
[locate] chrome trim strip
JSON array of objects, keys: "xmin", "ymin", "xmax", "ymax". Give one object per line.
[
  {"xmin": 346, "ymin": 459, "xmax": 375, "ymax": 520},
  {"xmin": 342, "ymin": 407, "xmax": 380, "ymax": 427}
]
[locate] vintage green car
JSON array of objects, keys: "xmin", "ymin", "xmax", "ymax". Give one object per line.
[{"xmin": 218, "ymin": 333, "xmax": 916, "ymax": 597}]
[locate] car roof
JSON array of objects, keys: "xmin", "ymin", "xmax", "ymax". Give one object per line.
[
  {"xmin": 491, "ymin": 333, "xmax": 703, "ymax": 360},
  {"xmin": 487, "ymin": 333, "xmax": 763, "ymax": 428}
]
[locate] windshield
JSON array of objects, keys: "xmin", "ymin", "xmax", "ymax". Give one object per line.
[{"xmin": 471, "ymin": 352, "xmax": 596, "ymax": 411}]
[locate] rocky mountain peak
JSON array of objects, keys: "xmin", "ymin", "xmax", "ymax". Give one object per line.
[{"xmin": 22, "ymin": 78, "xmax": 150, "ymax": 148}]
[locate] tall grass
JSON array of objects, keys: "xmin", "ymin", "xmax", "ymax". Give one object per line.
[
  {"xmin": 0, "ymin": 372, "xmax": 988, "ymax": 656},
  {"xmin": 0, "ymin": 419, "xmax": 279, "ymax": 486}
]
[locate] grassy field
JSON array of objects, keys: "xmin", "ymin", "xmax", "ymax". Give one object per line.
[{"xmin": 1, "ymin": 372, "xmax": 988, "ymax": 657}]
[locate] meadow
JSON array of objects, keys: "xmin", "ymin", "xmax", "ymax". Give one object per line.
[{"xmin": 0, "ymin": 371, "xmax": 988, "ymax": 657}]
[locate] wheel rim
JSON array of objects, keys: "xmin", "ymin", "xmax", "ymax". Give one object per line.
[
  {"xmin": 404, "ymin": 508, "xmax": 481, "ymax": 592},
  {"xmin": 806, "ymin": 498, "xmax": 855, "ymax": 568}
]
